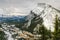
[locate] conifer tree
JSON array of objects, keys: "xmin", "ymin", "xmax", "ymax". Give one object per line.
[
  {"xmin": 53, "ymin": 15, "xmax": 60, "ymax": 40},
  {"xmin": 38, "ymin": 24, "xmax": 52, "ymax": 40}
]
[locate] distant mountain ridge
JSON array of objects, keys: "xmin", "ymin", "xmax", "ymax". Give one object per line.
[
  {"xmin": 0, "ymin": 8, "xmax": 29, "ymax": 23},
  {"xmin": 0, "ymin": 16, "xmax": 27, "ymax": 23}
]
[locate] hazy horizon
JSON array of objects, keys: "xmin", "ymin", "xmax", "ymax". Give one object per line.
[{"xmin": 0, "ymin": 0, "xmax": 60, "ymax": 14}]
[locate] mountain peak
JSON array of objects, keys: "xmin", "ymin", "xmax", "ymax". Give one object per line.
[{"xmin": 31, "ymin": 3, "xmax": 60, "ymax": 32}]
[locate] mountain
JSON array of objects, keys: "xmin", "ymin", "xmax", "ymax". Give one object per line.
[
  {"xmin": 0, "ymin": 3, "xmax": 60, "ymax": 32},
  {"xmin": 30, "ymin": 3, "xmax": 60, "ymax": 31},
  {"xmin": 0, "ymin": 3, "xmax": 60, "ymax": 40}
]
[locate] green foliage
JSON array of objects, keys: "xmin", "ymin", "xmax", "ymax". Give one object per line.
[
  {"xmin": 0, "ymin": 31, "xmax": 7, "ymax": 40},
  {"xmin": 53, "ymin": 15, "xmax": 60, "ymax": 40},
  {"xmin": 38, "ymin": 24, "xmax": 52, "ymax": 40},
  {"xmin": 54, "ymin": 15, "xmax": 59, "ymax": 32}
]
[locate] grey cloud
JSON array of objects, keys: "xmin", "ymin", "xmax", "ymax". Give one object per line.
[{"xmin": 0, "ymin": 0, "xmax": 60, "ymax": 12}]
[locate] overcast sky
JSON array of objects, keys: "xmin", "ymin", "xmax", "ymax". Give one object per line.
[{"xmin": 0, "ymin": 0, "xmax": 60, "ymax": 13}]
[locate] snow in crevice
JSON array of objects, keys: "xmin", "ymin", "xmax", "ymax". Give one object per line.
[{"xmin": 32, "ymin": 3, "xmax": 60, "ymax": 32}]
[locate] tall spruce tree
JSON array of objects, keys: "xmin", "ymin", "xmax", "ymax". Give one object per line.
[
  {"xmin": 38, "ymin": 24, "xmax": 52, "ymax": 40},
  {"xmin": 53, "ymin": 15, "xmax": 60, "ymax": 40}
]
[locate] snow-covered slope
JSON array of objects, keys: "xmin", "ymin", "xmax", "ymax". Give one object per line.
[
  {"xmin": 0, "ymin": 3, "xmax": 60, "ymax": 32},
  {"xmin": 0, "ymin": 3, "xmax": 60, "ymax": 40},
  {"xmin": 32, "ymin": 3, "xmax": 60, "ymax": 32}
]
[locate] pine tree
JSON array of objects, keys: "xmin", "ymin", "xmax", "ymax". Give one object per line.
[
  {"xmin": 39, "ymin": 24, "xmax": 52, "ymax": 40},
  {"xmin": 53, "ymin": 15, "xmax": 60, "ymax": 40}
]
